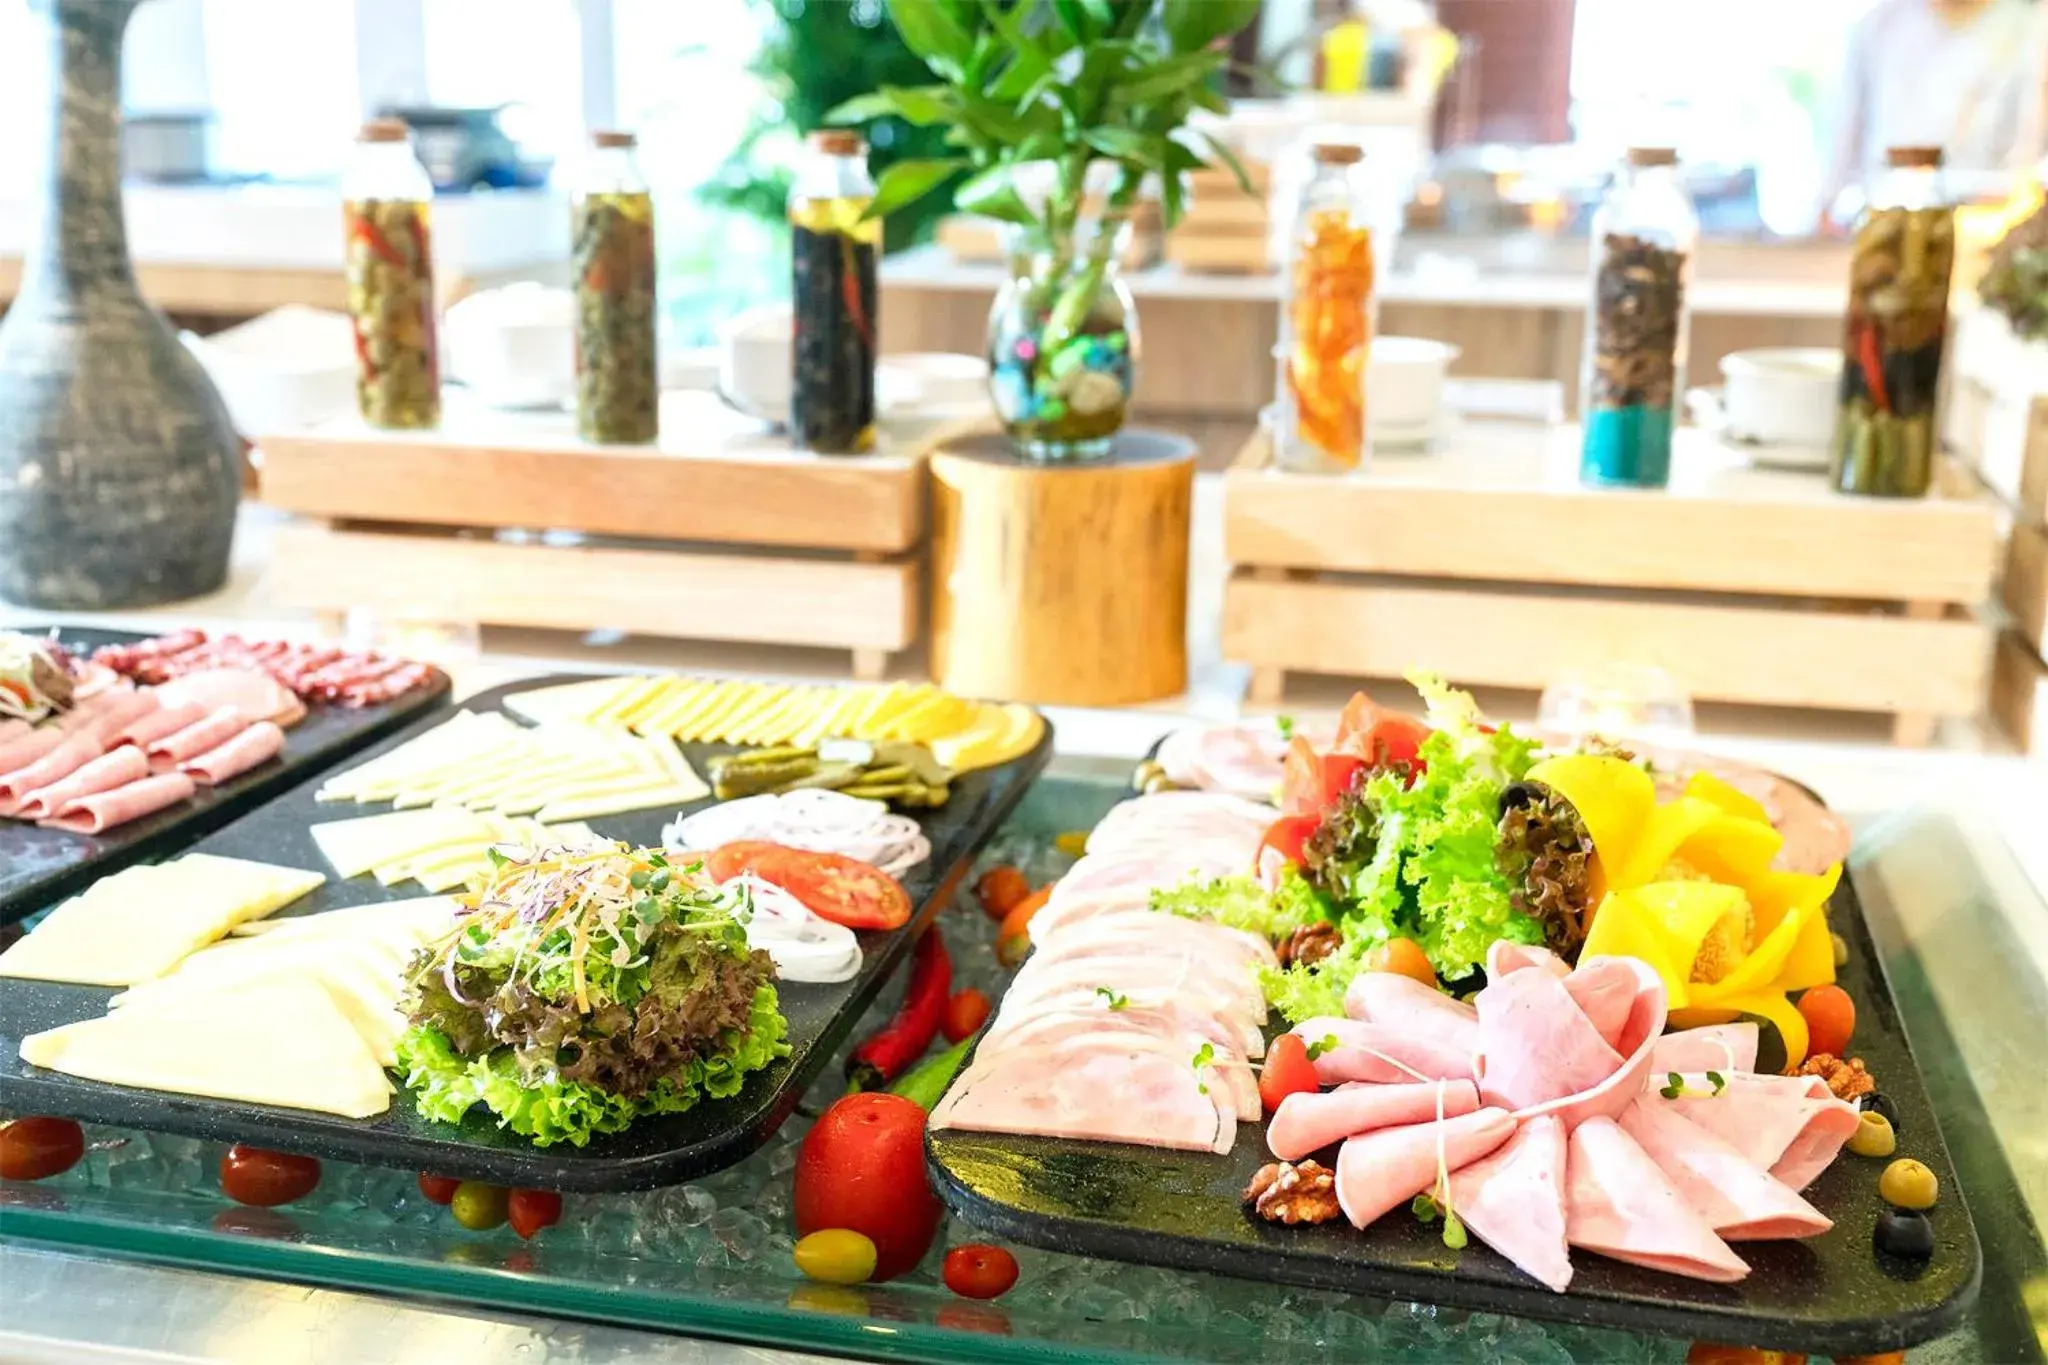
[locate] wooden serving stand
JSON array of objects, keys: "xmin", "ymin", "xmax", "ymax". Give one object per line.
[
  {"xmin": 928, "ymin": 428, "xmax": 1195, "ymax": 706},
  {"xmin": 1222, "ymin": 426, "xmax": 2003, "ymax": 745},
  {"xmin": 258, "ymin": 395, "xmax": 927, "ymax": 680}
]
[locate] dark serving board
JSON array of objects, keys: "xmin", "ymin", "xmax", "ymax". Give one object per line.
[
  {"xmin": 927, "ymin": 773, "xmax": 1981, "ymax": 1356},
  {"xmin": 1, "ymin": 625, "xmax": 450, "ymax": 926},
  {"xmin": 0, "ymin": 675, "xmax": 1052, "ymax": 1192}
]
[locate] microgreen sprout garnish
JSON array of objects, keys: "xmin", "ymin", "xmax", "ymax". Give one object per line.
[
  {"xmin": 1659, "ymin": 1070, "xmax": 1728, "ymax": 1101},
  {"xmin": 486, "ymin": 846, "xmax": 509, "ymax": 868},
  {"xmin": 1305, "ymin": 1033, "xmax": 1340, "ymax": 1061},
  {"xmin": 1191, "ymin": 1041, "xmax": 1215, "ymax": 1095},
  {"xmin": 629, "ymin": 869, "xmax": 650, "ymax": 889},
  {"xmin": 1276, "ymin": 714, "xmax": 1296, "ymax": 739},
  {"xmin": 1096, "ymin": 987, "xmax": 1129, "ymax": 1011},
  {"xmin": 1412, "ymin": 1192, "xmax": 1440, "ymax": 1223},
  {"xmin": 1706, "ymin": 1070, "xmax": 1727, "ymax": 1095},
  {"xmin": 1410, "ymin": 1191, "xmax": 1469, "ymax": 1250}
]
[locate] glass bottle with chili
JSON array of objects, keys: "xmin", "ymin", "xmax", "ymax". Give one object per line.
[
  {"xmin": 572, "ymin": 130, "xmax": 659, "ymax": 444},
  {"xmin": 1579, "ymin": 147, "xmax": 1697, "ymax": 489},
  {"xmin": 1831, "ymin": 146, "xmax": 1954, "ymax": 498},
  {"xmin": 1277, "ymin": 143, "xmax": 1376, "ymax": 473},
  {"xmin": 341, "ymin": 118, "xmax": 440, "ymax": 430},
  {"xmin": 788, "ymin": 130, "xmax": 879, "ymax": 455}
]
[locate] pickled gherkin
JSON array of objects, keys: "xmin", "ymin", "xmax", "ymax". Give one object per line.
[
  {"xmin": 344, "ymin": 198, "xmax": 440, "ymax": 430},
  {"xmin": 573, "ymin": 132, "xmax": 659, "ymax": 444}
]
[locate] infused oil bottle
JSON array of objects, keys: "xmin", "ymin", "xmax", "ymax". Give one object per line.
[
  {"xmin": 341, "ymin": 118, "xmax": 440, "ymax": 429},
  {"xmin": 572, "ymin": 130, "xmax": 659, "ymax": 444},
  {"xmin": 789, "ymin": 130, "xmax": 879, "ymax": 454},
  {"xmin": 1277, "ymin": 143, "xmax": 1376, "ymax": 473}
]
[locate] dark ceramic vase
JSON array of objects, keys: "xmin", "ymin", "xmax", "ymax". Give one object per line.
[{"xmin": 0, "ymin": 0, "xmax": 240, "ymax": 609}]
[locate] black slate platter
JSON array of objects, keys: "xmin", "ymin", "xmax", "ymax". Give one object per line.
[
  {"xmin": 0, "ymin": 674, "xmax": 1051, "ymax": 1191},
  {"xmin": 1, "ymin": 625, "xmax": 451, "ymax": 926},
  {"xmin": 927, "ymin": 780, "xmax": 1981, "ymax": 1356}
]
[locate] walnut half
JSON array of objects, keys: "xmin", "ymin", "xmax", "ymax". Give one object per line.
[
  {"xmin": 1799, "ymin": 1052, "xmax": 1877, "ymax": 1101},
  {"xmin": 1244, "ymin": 1160, "xmax": 1342, "ymax": 1225},
  {"xmin": 1278, "ymin": 922, "xmax": 1342, "ymax": 968}
]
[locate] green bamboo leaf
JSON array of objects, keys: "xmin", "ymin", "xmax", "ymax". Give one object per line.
[
  {"xmin": 1196, "ymin": 130, "xmax": 1256, "ymax": 196},
  {"xmin": 1083, "ymin": 126, "xmax": 1163, "ymax": 167},
  {"xmin": 1048, "ymin": 0, "xmax": 1096, "ymax": 41},
  {"xmin": 1112, "ymin": 48, "xmax": 1225, "ymax": 106},
  {"xmin": 1160, "ymin": 0, "xmax": 1261, "ymax": 53},
  {"xmin": 863, "ymin": 157, "xmax": 970, "ymax": 221},
  {"xmin": 886, "ymin": 0, "xmax": 975, "ymax": 77},
  {"xmin": 826, "ymin": 92, "xmax": 903, "ymax": 124},
  {"xmin": 983, "ymin": 0, "xmax": 1054, "ymax": 101},
  {"xmin": 954, "ymin": 164, "xmax": 1040, "ymax": 227},
  {"xmin": 1160, "ymin": 163, "xmax": 1185, "ymax": 230}
]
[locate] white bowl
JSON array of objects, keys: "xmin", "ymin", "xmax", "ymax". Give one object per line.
[
  {"xmin": 443, "ymin": 283, "xmax": 577, "ymax": 410},
  {"xmin": 1368, "ymin": 336, "xmax": 1461, "ymax": 446},
  {"xmin": 1716, "ymin": 347, "xmax": 1838, "ymax": 448},
  {"xmin": 719, "ymin": 304, "xmax": 794, "ymax": 425}
]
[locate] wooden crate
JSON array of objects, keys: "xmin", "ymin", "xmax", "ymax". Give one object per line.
[
  {"xmin": 1990, "ymin": 631, "xmax": 2048, "ymax": 760},
  {"xmin": 1168, "ymin": 163, "xmax": 1273, "ymax": 276},
  {"xmin": 1221, "ymin": 427, "xmax": 2003, "ymax": 745},
  {"xmin": 258, "ymin": 398, "xmax": 928, "ymax": 678},
  {"xmin": 1945, "ymin": 306, "xmax": 2048, "ymax": 523}
]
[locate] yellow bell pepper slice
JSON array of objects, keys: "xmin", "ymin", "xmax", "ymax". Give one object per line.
[
  {"xmin": 1616, "ymin": 796, "xmax": 1722, "ymax": 888},
  {"xmin": 1673, "ymin": 811, "xmax": 1784, "ymax": 890},
  {"xmin": 1584, "ymin": 881, "xmax": 1745, "ymax": 1007},
  {"xmin": 1683, "ymin": 771, "xmax": 1771, "ymax": 826},
  {"xmin": 1527, "ymin": 755, "xmax": 1655, "ymax": 887}
]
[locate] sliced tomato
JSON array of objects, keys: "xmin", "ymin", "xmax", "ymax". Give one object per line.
[
  {"xmin": 1257, "ymin": 814, "xmax": 1321, "ymax": 867},
  {"xmin": 1279, "ymin": 738, "xmax": 1366, "ymax": 817},
  {"xmin": 707, "ymin": 842, "xmax": 912, "ymax": 932}
]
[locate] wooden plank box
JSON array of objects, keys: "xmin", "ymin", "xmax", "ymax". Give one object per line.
[
  {"xmin": 1945, "ymin": 306, "xmax": 2048, "ymax": 524},
  {"xmin": 258, "ymin": 401, "xmax": 927, "ymax": 678},
  {"xmin": 1221, "ymin": 428, "xmax": 2002, "ymax": 745},
  {"xmin": 1990, "ymin": 631, "xmax": 2048, "ymax": 762}
]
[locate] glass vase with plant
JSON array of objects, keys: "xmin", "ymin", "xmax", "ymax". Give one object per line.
[{"xmin": 832, "ymin": 0, "xmax": 1261, "ymax": 461}]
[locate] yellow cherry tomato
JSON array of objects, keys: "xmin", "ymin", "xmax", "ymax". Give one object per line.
[{"xmin": 794, "ymin": 1228, "xmax": 878, "ymax": 1285}]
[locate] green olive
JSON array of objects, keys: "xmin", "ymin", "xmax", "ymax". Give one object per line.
[
  {"xmin": 1847, "ymin": 1110, "xmax": 1897, "ymax": 1158},
  {"xmin": 449, "ymin": 1181, "xmax": 509, "ymax": 1231},
  {"xmin": 1879, "ymin": 1157, "xmax": 1938, "ymax": 1210},
  {"xmin": 1141, "ymin": 773, "xmax": 1177, "ymax": 795},
  {"xmin": 1831, "ymin": 931, "xmax": 1849, "ymax": 968}
]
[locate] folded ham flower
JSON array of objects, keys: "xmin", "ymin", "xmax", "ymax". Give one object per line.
[{"xmin": 1524, "ymin": 755, "xmax": 1840, "ymax": 1066}]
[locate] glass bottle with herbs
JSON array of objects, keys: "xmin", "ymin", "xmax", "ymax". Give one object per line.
[
  {"xmin": 1277, "ymin": 143, "xmax": 1377, "ymax": 473},
  {"xmin": 341, "ymin": 118, "xmax": 440, "ymax": 430},
  {"xmin": 1579, "ymin": 148, "xmax": 1697, "ymax": 488},
  {"xmin": 1831, "ymin": 147, "xmax": 1955, "ymax": 497},
  {"xmin": 788, "ymin": 130, "xmax": 879, "ymax": 455},
  {"xmin": 572, "ymin": 130, "xmax": 659, "ymax": 444}
]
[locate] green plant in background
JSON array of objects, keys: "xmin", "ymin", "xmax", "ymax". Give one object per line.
[
  {"xmin": 1979, "ymin": 198, "xmax": 2048, "ymax": 343},
  {"xmin": 701, "ymin": 0, "xmax": 966, "ymax": 252}
]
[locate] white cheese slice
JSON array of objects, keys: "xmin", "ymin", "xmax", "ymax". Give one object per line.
[
  {"xmin": 310, "ymin": 808, "xmax": 495, "ymax": 879},
  {"xmin": 535, "ymin": 782, "xmax": 706, "ymax": 823},
  {"xmin": 501, "ymin": 675, "xmax": 637, "ymax": 726},
  {"xmin": 20, "ymin": 976, "xmax": 391, "ymax": 1118}
]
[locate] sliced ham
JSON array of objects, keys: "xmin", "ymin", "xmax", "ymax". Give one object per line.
[
  {"xmin": 79, "ymin": 689, "xmax": 160, "ymax": 744},
  {"xmin": 1448, "ymin": 1113, "xmax": 1573, "ymax": 1293},
  {"xmin": 152, "ymin": 667, "xmax": 304, "ymax": 728},
  {"xmin": 1027, "ymin": 892, "xmax": 1167, "ymax": 945},
  {"xmin": 1498, "ymin": 956, "xmax": 1668, "ymax": 1132},
  {"xmin": 1618, "ymin": 1097, "xmax": 1831, "ymax": 1240},
  {"xmin": 1268, "ymin": 1080, "xmax": 1480, "ymax": 1161},
  {"xmin": 0, "ymin": 733, "xmax": 103, "ymax": 811},
  {"xmin": 10, "ymin": 745, "xmax": 150, "ymax": 820},
  {"xmin": 1663, "ymin": 1073, "xmax": 1861, "ymax": 1192},
  {"xmin": 179, "ymin": 720, "xmax": 285, "ymax": 786},
  {"xmin": 1333, "ymin": 1107, "xmax": 1517, "ymax": 1229},
  {"xmin": 1565, "ymin": 1115, "xmax": 1750, "ymax": 1283},
  {"xmin": 1473, "ymin": 963, "xmax": 1623, "ymax": 1111},
  {"xmin": 1292, "ymin": 1017, "xmax": 1478, "ymax": 1085},
  {"xmin": 1153, "ymin": 723, "xmax": 1318, "ymax": 799},
  {"xmin": 1343, "ymin": 971, "xmax": 1481, "ymax": 1057},
  {"xmin": 1488, "ymin": 941, "xmax": 1571, "ymax": 979},
  {"xmin": 0, "ymin": 727, "xmax": 66, "ymax": 779},
  {"xmin": 38, "ymin": 771, "xmax": 197, "ymax": 835},
  {"xmin": 145, "ymin": 706, "xmax": 250, "ymax": 769},
  {"xmin": 930, "ymin": 1039, "xmax": 1238, "ymax": 1154},
  {"xmin": 101, "ymin": 700, "xmax": 209, "ymax": 751},
  {"xmin": 995, "ymin": 982, "xmax": 1265, "ymax": 1060},
  {"xmin": 0, "ymin": 718, "xmax": 27, "ymax": 741},
  {"xmin": 1031, "ymin": 911, "xmax": 1278, "ymax": 971},
  {"xmin": 1562, "ymin": 957, "xmax": 1639, "ymax": 1052},
  {"xmin": 1648, "ymin": 1023, "xmax": 1760, "ymax": 1077},
  {"xmin": 1052, "ymin": 853, "xmax": 1248, "ymax": 906},
  {"xmin": 1011, "ymin": 951, "xmax": 1266, "ymax": 1019},
  {"xmin": 975, "ymin": 1007, "xmax": 1260, "ymax": 1121}
]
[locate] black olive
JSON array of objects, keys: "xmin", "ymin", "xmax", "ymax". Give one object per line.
[
  {"xmin": 1498, "ymin": 781, "xmax": 1544, "ymax": 814},
  {"xmin": 1873, "ymin": 1207, "xmax": 1934, "ymax": 1260},
  {"xmin": 1859, "ymin": 1092, "xmax": 1901, "ymax": 1137}
]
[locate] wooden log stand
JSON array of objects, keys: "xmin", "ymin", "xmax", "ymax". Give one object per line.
[
  {"xmin": 928, "ymin": 428, "xmax": 1194, "ymax": 705},
  {"xmin": 1221, "ymin": 427, "xmax": 2002, "ymax": 746},
  {"xmin": 257, "ymin": 397, "xmax": 926, "ymax": 680}
]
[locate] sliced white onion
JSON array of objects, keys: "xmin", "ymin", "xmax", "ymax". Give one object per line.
[
  {"xmin": 662, "ymin": 789, "xmax": 930, "ymax": 878},
  {"xmin": 730, "ymin": 873, "xmax": 863, "ymax": 984}
]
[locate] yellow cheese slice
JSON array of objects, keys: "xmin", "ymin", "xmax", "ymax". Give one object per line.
[
  {"xmin": 534, "ymin": 782, "xmax": 703, "ymax": 824},
  {"xmin": 501, "ymin": 675, "xmax": 636, "ymax": 726},
  {"xmin": 310, "ymin": 809, "xmax": 496, "ymax": 879},
  {"xmin": 638, "ymin": 734, "xmax": 709, "ymax": 800},
  {"xmin": 20, "ymin": 976, "xmax": 391, "ymax": 1118},
  {"xmin": 636, "ymin": 679, "xmax": 710, "ymax": 737},
  {"xmin": 230, "ymin": 895, "xmax": 456, "ymax": 944}
]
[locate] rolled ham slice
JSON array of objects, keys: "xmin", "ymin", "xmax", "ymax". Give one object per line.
[
  {"xmin": 1448, "ymin": 1113, "xmax": 1573, "ymax": 1293},
  {"xmin": 1562, "ymin": 957, "xmax": 1640, "ymax": 1052},
  {"xmin": 179, "ymin": 721, "xmax": 285, "ymax": 786},
  {"xmin": 1343, "ymin": 971, "xmax": 1481, "ymax": 1056},
  {"xmin": 0, "ymin": 718, "xmax": 28, "ymax": 742},
  {"xmin": 0, "ymin": 733, "xmax": 103, "ymax": 812},
  {"xmin": 38, "ymin": 771, "xmax": 197, "ymax": 835},
  {"xmin": 0, "ymin": 727, "xmax": 67, "ymax": 779},
  {"xmin": 1333, "ymin": 1107, "xmax": 1516, "ymax": 1229},
  {"xmin": 1662, "ymin": 1073, "xmax": 1861, "ymax": 1192},
  {"xmin": 1499, "ymin": 956, "xmax": 1668, "ymax": 1133},
  {"xmin": 1293, "ymin": 1017, "xmax": 1478, "ymax": 1085},
  {"xmin": 11, "ymin": 745, "xmax": 150, "ymax": 820},
  {"xmin": 1565, "ymin": 1116, "xmax": 1749, "ymax": 1283},
  {"xmin": 146, "ymin": 706, "xmax": 249, "ymax": 770},
  {"xmin": 102, "ymin": 700, "xmax": 209, "ymax": 751},
  {"xmin": 1474, "ymin": 963, "xmax": 1624, "ymax": 1111},
  {"xmin": 1619, "ymin": 1097, "xmax": 1831, "ymax": 1240},
  {"xmin": 975, "ymin": 1007, "xmax": 1261, "ymax": 1121},
  {"xmin": 1648, "ymin": 1023, "xmax": 1760, "ymax": 1077},
  {"xmin": 1269, "ymin": 1080, "xmax": 1480, "ymax": 1162},
  {"xmin": 80, "ymin": 689, "xmax": 159, "ymax": 744},
  {"xmin": 930, "ymin": 1039, "xmax": 1237, "ymax": 1154}
]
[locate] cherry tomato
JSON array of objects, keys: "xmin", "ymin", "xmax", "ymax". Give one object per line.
[
  {"xmin": 995, "ymin": 886, "xmax": 1051, "ymax": 968},
  {"xmin": 219, "ymin": 1145, "xmax": 322, "ymax": 1207},
  {"xmin": 943, "ymin": 988, "xmax": 992, "ymax": 1042},
  {"xmin": 1280, "ymin": 738, "xmax": 1365, "ymax": 817},
  {"xmin": 450, "ymin": 1181, "xmax": 509, "ymax": 1231},
  {"xmin": 1684, "ymin": 1345, "xmax": 1807, "ymax": 1365},
  {"xmin": 1257, "ymin": 814, "xmax": 1321, "ymax": 868},
  {"xmin": 1258, "ymin": 1032, "xmax": 1321, "ymax": 1113},
  {"xmin": 417, "ymin": 1173, "xmax": 460, "ymax": 1205},
  {"xmin": 0, "ymin": 1117, "xmax": 84, "ymax": 1182},
  {"xmin": 1367, "ymin": 937, "xmax": 1438, "ymax": 989},
  {"xmin": 1797, "ymin": 985, "xmax": 1856, "ymax": 1059},
  {"xmin": 507, "ymin": 1188, "xmax": 563, "ymax": 1239},
  {"xmin": 1833, "ymin": 1354, "xmax": 1904, "ymax": 1365},
  {"xmin": 707, "ymin": 842, "xmax": 911, "ymax": 931},
  {"xmin": 794, "ymin": 1227, "xmax": 878, "ymax": 1284},
  {"xmin": 943, "ymin": 1243, "xmax": 1020, "ymax": 1300},
  {"xmin": 973, "ymin": 866, "xmax": 1030, "ymax": 921},
  {"xmin": 795, "ymin": 1092, "xmax": 942, "ymax": 1281}
]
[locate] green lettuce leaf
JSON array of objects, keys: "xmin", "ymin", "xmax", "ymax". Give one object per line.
[{"xmin": 1151, "ymin": 867, "xmax": 1331, "ymax": 941}]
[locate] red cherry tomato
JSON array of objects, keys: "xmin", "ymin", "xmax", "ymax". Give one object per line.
[
  {"xmin": 1797, "ymin": 985, "xmax": 1855, "ymax": 1059},
  {"xmin": 795, "ymin": 1093, "xmax": 942, "ymax": 1281},
  {"xmin": 507, "ymin": 1188, "xmax": 563, "ymax": 1240},
  {"xmin": 943, "ymin": 1243, "xmax": 1021, "ymax": 1300},
  {"xmin": 995, "ymin": 887, "xmax": 1051, "ymax": 968},
  {"xmin": 1367, "ymin": 937, "xmax": 1438, "ymax": 989},
  {"xmin": 1684, "ymin": 1344, "xmax": 1807, "ymax": 1365},
  {"xmin": 417, "ymin": 1173, "xmax": 460, "ymax": 1205},
  {"xmin": 942, "ymin": 988, "xmax": 992, "ymax": 1042},
  {"xmin": 0, "ymin": 1117, "xmax": 85, "ymax": 1182},
  {"xmin": 219, "ymin": 1145, "xmax": 322, "ymax": 1207},
  {"xmin": 1257, "ymin": 1032, "xmax": 1321, "ymax": 1113},
  {"xmin": 707, "ymin": 842, "xmax": 912, "ymax": 931},
  {"xmin": 1257, "ymin": 814, "xmax": 1321, "ymax": 868}
]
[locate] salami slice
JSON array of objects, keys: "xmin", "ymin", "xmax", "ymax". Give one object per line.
[
  {"xmin": 179, "ymin": 721, "xmax": 285, "ymax": 786},
  {"xmin": 37, "ymin": 772, "xmax": 197, "ymax": 834},
  {"xmin": 145, "ymin": 707, "xmax": 249, "ymax": 770},
  {"xmin": 103, "ymin": 700, "xmax": 208, "ymax": 751},
  {"xmin": 0, "ymin": 733, "xmax": 104, "ymax": 811},
  {"xmin": 12, "ymin": 745, "xmax": 151, "ymax": 820}
]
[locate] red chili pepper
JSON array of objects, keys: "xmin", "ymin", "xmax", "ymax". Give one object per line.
[
  {"xmin": 1856, "ymin": 321, "xmax": 1889, "ymax": 413},
  {"xmin": 348, "ymin": 213, "xmax": 407, "ymax": 269},
  {"xmin": 839, "ymin": 235, "xmax": 874, "ymax": 352},
  {"xmin": 846, "ymin": 925, "xmax": 951, "ymax": 1092}
]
